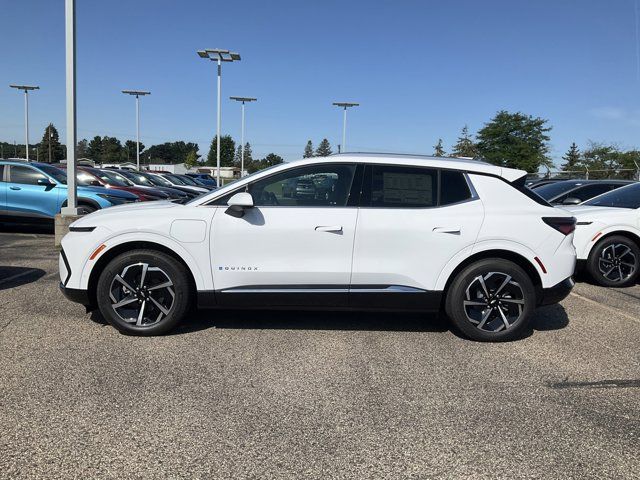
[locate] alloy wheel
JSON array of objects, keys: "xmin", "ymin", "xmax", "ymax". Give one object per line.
[
  {"xmin": 463, "ymin": 272, "xmax": 525, "ymax": 332},
  {"xmin": 598, "ymin": 243, "xmax": 637, "ymax": 283},
  {"xmin": 109, "ymin": 263, "xmax": 175, "ymax": 327}
]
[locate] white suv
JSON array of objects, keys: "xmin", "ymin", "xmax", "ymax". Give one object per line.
[{"xmin": 59, "ymin": 154, "xmax": 576, "ymax": 341}]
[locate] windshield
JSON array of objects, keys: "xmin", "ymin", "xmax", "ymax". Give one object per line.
[
  {"xmin": 92, "ymin": 169, "xmax": 130, "ymax": 187},
  {"xmin": 177, "ymin": 175, "xmax": 199, "ymax": 186},
  {"xmin": 164, "ymin": 174, "xmax": 188, "ymax": 185},
  {"xmin": 145, "ymin": 173, "xmax": 173, "ymax": 187},
  {"xmin": 120, "ymin": 170, "xmax": 155, "ymax": 186},
  {"xmin": 533, "ymin": 182, "xmax": 579, "ymax": 200},
  {"xmin": 37, "ymin": 164, "xmax": 68, "ymax": 184},
  {"xmin": 100, "ymin": 170, "xmax": 135, "ymax": 186},
  {"xmin": 583, "ymin": 183, "xmax": 640, "ymax": 209}
]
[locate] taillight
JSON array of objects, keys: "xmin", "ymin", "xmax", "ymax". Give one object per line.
[{"xmin": 542, "ymin": 217, "xmax": 576, "ymax": 235}]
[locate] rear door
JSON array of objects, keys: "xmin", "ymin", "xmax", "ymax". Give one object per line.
[
  {"xmin": 6, "ymin": 165, "xmax": 59, "ymax": 219},
  {"xmin": 350, "ymin": 165, "xmax": 484, "ymax": 308},
  {"xmin": 0, "ymin": 165, "xmax": 6, "ymax": 216}
]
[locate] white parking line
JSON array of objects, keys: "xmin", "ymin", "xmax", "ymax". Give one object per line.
[
  {"xmin": 570, "ymin": 291, "xmax": 640, "ymax": 325},
  {"xmin": 0, "ymin": 269, "xmax": 39, "ymax": 286}
]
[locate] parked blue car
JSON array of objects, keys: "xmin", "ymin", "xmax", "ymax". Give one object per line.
[
  {"xmin": 0, "ymin": 160, "xmax": 138, "ymax": 222},
  {"xmin": 185, "ymin": 172, "xmax": 217, "ymax": 188}
]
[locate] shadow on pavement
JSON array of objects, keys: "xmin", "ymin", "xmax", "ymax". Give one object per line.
[
  {"xmin": 0, "ymin": 266, "xmax": 46, "ymax": 290},
  {"xmin": 0, "ymin": 222, "xmax": 54, "ymax": 235},
  {"xmin": 548, "ymin": 378, "xmax": 640, "ymax": 389}
]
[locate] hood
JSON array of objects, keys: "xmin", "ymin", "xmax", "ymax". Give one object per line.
[
  {"xmin": 71, "ymin": 200, "xmax": 179, "ymax": 228},
  {"xmin": 72, "ymin": 184, "xmax": 138, "ymax": 199}
]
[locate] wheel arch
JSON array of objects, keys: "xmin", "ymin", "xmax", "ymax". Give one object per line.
[
  {"xmin": 86, "ymin": 240, "xmax": 200, "ymax": 309},
  {"xmin": 440, "ymin": 249, "xmax": 543, "ymax": 303},
  {"xmin": 61, "ymin": 197, "xmax": 101, "ymax": 211},
  {"xmin": 586, "ymin": 229, "xmax": 640, "ymax": 260}
]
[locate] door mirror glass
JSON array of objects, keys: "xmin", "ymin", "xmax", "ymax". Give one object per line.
[
  {"xmin": 89, "ymin": 180, "xmax": 102, "ymax": 187},
  {"xmin": 37, "ymin": 178, "xmax": 55, "ymax": 187},
  {"xmin": 562, "ymin": 197, "xmax": 581, "ymax": 205},
  {"xmin": 225, "ymin": 192, "xmax": 254, "ymax": 217}
]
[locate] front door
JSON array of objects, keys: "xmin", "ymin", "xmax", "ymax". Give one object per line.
[
  {"xmin": 211, "ymin": 163, "xmax": 360, "ymax": 307},
  {"xmin": 6, "ymin": 165, "xmax": 60, "ymax": 219}
]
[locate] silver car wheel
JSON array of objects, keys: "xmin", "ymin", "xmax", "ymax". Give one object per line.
[
  {"xmin": 109, "ymin": 263, "xmax": 175, "ymax": 327},
  {"xmin": 598, "ymin": 243, "xmax": 637, "ymax": 283},
  {"xmin": 463, "ymin": 272, "xmax": 525, "ymax": 332}
]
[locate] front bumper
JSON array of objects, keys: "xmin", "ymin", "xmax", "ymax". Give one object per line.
[
  {"xmin": 59, "ymin": 282, "xmax": 92, "ymax": 307},
  {"xmin": 538, "ymin": 277, "xmax": 575, "ymax": 306}
]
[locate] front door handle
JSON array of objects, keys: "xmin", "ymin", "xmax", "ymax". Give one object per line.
[
  {"xmin": 315, "ymin": 225, "xmax": 343, "ymax": 233},
  {"xmin": 9, "ymin": 186, "xmax": 21, "ymax": 191},
  {"xmin": 433, "ymin": 226, "xmax": 461, "ymax": 234}
]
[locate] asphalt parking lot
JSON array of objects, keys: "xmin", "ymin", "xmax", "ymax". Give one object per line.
[{"xmin": 1, "ymin": 228, "xmax": 639, "ymax": 479}]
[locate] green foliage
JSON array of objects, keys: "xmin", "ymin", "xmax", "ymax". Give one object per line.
[
  {"xmin": 184, "ymin": 150, "xmax": 200, "ymax": 169},
  {"xmin": 476, "ymin": 110, "xmax": 552, "ymax": 173},
  {"xmin": 247, "ymin": 153, "xmax": 284, "ymax": 173},
  {"xmin": 433, "ymin": 138, "xmax": 446, "ymax": 157},
  {"xmin": 38, "ymin": 123, "xmax": 65, "ymax": 163},
  {"xmin": 315, "ymin": 138, "xmax": 332, "ymax": 157},
  {"xmin": 207, "ymin": 135, "xmax": 236, "ymax": 167},
  {"xmin": 145, "ymin": 141, "xmax": 198, "ymax": 164},
  {"xmin": 451, "ymin": 125, "xmax": 477, "ymax": 158},
  {"xmin": 303, "ymin": 140, "xmax": 314, "ymax": 158},
  {"xmin": 124, "ymin": 140, "xmax": 145, "ymax": 162},
  {"xmin": 561, "ymin": 142, "xmax": 580, "ymax": 171},
  {"xmin": 76, "ymin": 139, "xmax": 89, "ymax": 158}
]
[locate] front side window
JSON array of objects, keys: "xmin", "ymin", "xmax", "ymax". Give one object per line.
[
  {"xmin": 368, "ymin": 165, "xmax": 437, "ymax": 208},
  {"xmin": 9, "ymin": 165, "xmax": 46, "ymax": 185},
  {"xmin": 244, "ymin": 164, "xmax": 357, "ymax": 207},
  {"xmin": 565, "ymin": 184, "xmax": 615, "ymax": 202}
]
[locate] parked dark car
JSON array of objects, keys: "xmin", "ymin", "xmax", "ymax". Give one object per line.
[
  {"xmin": 534, "ymin": 179, "xmax": 635, "ymax": 205},
  {"xmin": 114, "ymin": 170, "xmax": 197, "ymax": 200},
  {"xmin": 528, "ymin": 178, "xmax": 569, "ymax": 189},
  {"xmin": 186, "ymin": 172, "xmax": 217, "ymax": 188}
]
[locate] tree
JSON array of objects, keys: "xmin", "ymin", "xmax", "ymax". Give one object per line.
[
  {"xmin": 76, "ymin": 139, "xmax": 89, "ymax": 158},
  {"xmin": 303, "ymin": 140, "xmax": 314, "ymax": 158},
  {"xmin": 144, "ymin": 141, "xmax": 199, "ymax": 164},
  {"xmin": 124, "ymin": 140, "xmax": 145, "ymax": 162},
  {"xmin": 315, "ymin": 138, "xmax": 332, "ymax": 157},
  {"xmin": 184, "ymin": 150, "xmax": 200, "ymax": 169},
  {"xmin": 451, "ymin": 125, "xmax": 478, "ymax": 158},
  {"xmin": 263, "ymin": 153, "xmax": 284, "ymax": 167},
  {"xmin": 87, "ymin": 136, "xmax": 104, "ymax": 162},
  {"xmin": 476, "ymin": 110, "xmax": 552, "ymax": 173},
  {"xmin": 561, "ymin": 142, "xmax": 581, "ymax": 172},
  {"xmin": 247, "ymin": 153, "xmax": 284, "ymax": 173},
  {"xmin": 38, "ymin": 123, "xmax": 65, "ymax": 163},
  {"xmin": 207, "ymin": 135, "xmax": 236, "ymax": 167},
  {"xmin": 433, "ymin": 138, "xmax": 446, "ymax": 157},
  {"xmin": 102, "ymin": 136, "xmax": 124, "ymax": 162}
]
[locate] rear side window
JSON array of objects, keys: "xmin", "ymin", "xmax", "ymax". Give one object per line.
[
  {"xmin": 567, "ymin": 184, "xmax": 618, "ymax": 202},
  {"xmin": 369, "ymin": 165, "xmax": 437, "ymax": 208},
  {"xmin": 9, "ymin": 165, "xmax": 46, "ymax": 185},
  {"xmin": 440, "ymin": 170, "xmax": 472, "ymax": 205},
  {"xmin": 0, "ymin": 165, "xmax": 4, "ymax": 182}
]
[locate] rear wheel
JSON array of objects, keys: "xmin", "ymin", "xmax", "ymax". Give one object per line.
[
  {"xmin": 96, "ymin": 249, "xmax": 192, "ymax": 335},
  {"xmin": 78, "ymin": 204, "xmax": 96, "ymax": 215},
  {"xmin": 445, "ymin": 259, "xmax": 536, "ymax": 342},
  {"xmin": 587, "ymin": 235, "xmax": 639, "ymax": 287}
]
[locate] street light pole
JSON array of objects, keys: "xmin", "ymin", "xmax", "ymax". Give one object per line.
[
  {"xmin": 122, "ymin": 90, "xmax": 150, "ymax": 170},
  {"xmin": 332, "ymin": 102, "xmax": 359, "ymax": 153},
  {"xmin": 62, "ymin": 0, "xmax": 77, "ymax": 215},
  {"xmin": 9, "ymin": 84, "xmax": 39, "ymax": 160},
  {"xmin": 198, "ymin": 49, "xmax": 241, "ymax": 187},
  {"xmin": 230, "ymin": 96, "xmax": 257, "ymax": 177}
]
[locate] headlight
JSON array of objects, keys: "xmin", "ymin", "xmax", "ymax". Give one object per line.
[{"xmin": 97, "ymin": 193, "xmax": 137, "ymax": 205}]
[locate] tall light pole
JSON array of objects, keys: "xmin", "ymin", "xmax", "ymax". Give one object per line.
[
  {"xmin": 197, "ymin": 48, "xmax": 241, "ymax": 187},
  {"xmin": 61, "ymin": 0, "xmax": 78, "ymax": 216},
  {"xmin": 9, "ymin": 84, "xmax": 39, "ymax": 160},
  {"xmin": 122, "ymin": 90, "xmax": 150, "ymax": 170},
  {"xmin": 332, "ymin": 102, "xmax": 359, "ymax": 153},
  {"xmin": 230, "ymin": 96, "xmax": 256, "ymax": 176}
]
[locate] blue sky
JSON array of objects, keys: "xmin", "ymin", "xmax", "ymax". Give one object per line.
[{"xmin": 2, "ymin": 0, "xmax": 640, "ymax": 166}]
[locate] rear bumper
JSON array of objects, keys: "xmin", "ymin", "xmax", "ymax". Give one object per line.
[
  {"xmin": 538, "ymin": 277, "xmax": 574, "ymax": 306},
  {"xmin": 59, "ymin": 282, "xmax": 92, "ymax": 307}
]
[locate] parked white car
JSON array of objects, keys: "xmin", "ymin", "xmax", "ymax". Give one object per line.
[
  {"xmin": 568, "ymin": 182, "xmax": 640, "ymax": 287},
  {"xmin": 59, "ymin": 154, "xmax": 576, "ymax": 341}
]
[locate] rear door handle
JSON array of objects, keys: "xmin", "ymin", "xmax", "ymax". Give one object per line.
[
  {"xmin": 315, "ymin": 225, "xmax": 343, "ymax": 233},
  {"xmin": 9, "ymin": 186, "xmax": 21, "ymax": 191},
  {"xmin": 433, "ymin": 226, "xmax": 461, "ymax": 234}
]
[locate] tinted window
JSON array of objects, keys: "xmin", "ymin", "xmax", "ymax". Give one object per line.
[
  {"xmin": 583, "ymin": 183, "xmax": 640, "ymax": 209},
  {"xmin": 368, "ymin": 165, "xmax": 437, "ymax": 208},
  {"xmin": 248, "ymin": 164, "xmax": 356, "ymax": 207},
  {"xmin": 534, "ymin": 181, "xmax": 581, "ymax": 200},
  {"xmin": 568, "ymin": 184, "xmax": 616, "ymax": 202},
  {"xmin": 10, "ymin": 165, "xmax": 46, "ymax": 185},
  {"xmin": 440, "ymin": 170, "xmax": 472, "ymax": 205},
  {"xmin": 0, "ymin": 165, "xmax": 4, "ymax": 182}
]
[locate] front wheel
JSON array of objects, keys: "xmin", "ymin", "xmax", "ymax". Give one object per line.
[
  {"xmin": 587, "ymin": 235, "xmax": 639, "ymax": 287},
  {"xmin": 445, "ymin": 259, "xmax": 536, "ymax": 342},
  {"xmin": 96, "ymin": 249, "xmax": 192, "ymax": 335}
]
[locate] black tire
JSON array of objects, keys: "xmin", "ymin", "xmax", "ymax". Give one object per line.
[
  {"xmin": 78, "ymin": 204, "xmax": 96, "ymax": 215},
  {"xmin": 445, "ymin": 258, "xmax": 536, "ymax": 342},
  {"xmin": 587, "ymin": 235, "xmax": 640, "ymax": 287},
  {"xmin": 96, "ymin": 249, "xmax": 192, "ymax": 335}
]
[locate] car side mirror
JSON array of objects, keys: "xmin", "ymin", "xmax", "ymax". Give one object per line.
[
  {"xmin": 562, "ymin": 197, "xmax": 581, "ymax": 205},
  {"xmin": 89, "ymin": 180, "xmax": 102, "ymax": 187},
  {"xmin": 37, "ymin": 178, "xmax": 55, "ymax": 187},
  {"xmin": 225, "ymin": 192, "xmax": 254, "ymax": 218}
]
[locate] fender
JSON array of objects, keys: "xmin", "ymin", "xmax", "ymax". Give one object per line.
[
  {"xmin": 77, "ymin": 231, "xmax": 210, "ymax": 291},
  {"xmin": 434, "ymin": 239, "xmax": 543, "ymax": 291},
  {"xmin": 580, "ymin": 224, "xmax": 640, "ymax": 259}
]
